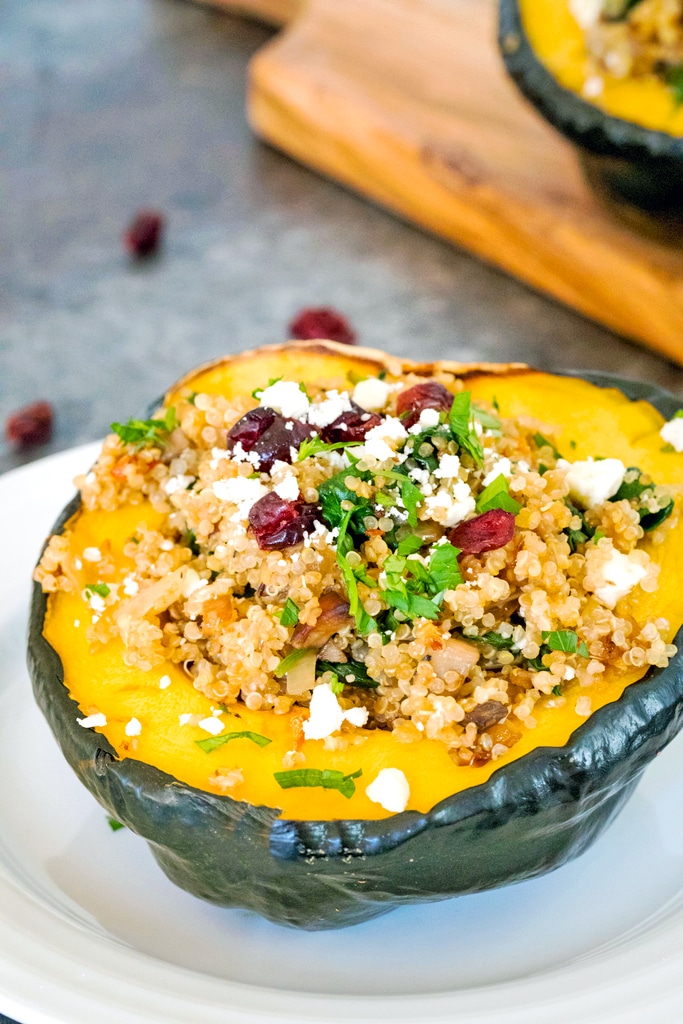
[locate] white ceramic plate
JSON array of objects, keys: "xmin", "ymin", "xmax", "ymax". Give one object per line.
[{"xmin": 3, "ymin": 444, "xmax": 683, "ymax": 1024}]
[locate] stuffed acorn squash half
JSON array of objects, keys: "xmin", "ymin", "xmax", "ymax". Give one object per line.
[
  {"xmin": 30, "ymin": 341, "xmax": 683, "ymax": 929},
  {"xmin": 499, "ymin": 0, "xmax": 683, "ymax": 232}
]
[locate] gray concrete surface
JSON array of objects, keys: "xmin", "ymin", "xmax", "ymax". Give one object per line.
[{"xmin": 1, "ymin": 0, "xmax": 682, "ymax": 1019}]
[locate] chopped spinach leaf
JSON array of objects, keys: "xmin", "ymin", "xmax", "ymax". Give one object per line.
[
  {"xmin": 477, "ymin": 631, "xmax": 515, "ymax": 650},
  {"xmin": 449, "ymin": 391, "xmax": 484, "ymax": 467},
  {"xmin": 182, "ymin": 529, "xmax": 200, "ymax": 556},
  {"xmin": 640, "ymin": 498, "xmax": 674, "ymax": 532},
  {"xmin": 318, "ymin": 469, "xmax": 373, "ymax": 535},
  {"xmin": 472, "ymin": 405, "xmax": 501, "ymax": 430},
  {"xmin": 318, "ymin": 658, "xmax": 378, "ymax": 688},
  {"xmin": 274, "ymin": 767, "xmax": 362, "ymax": 800},
  {"xmin": 196, "ymin": 730, "xmax": 272, "ymax": 754},
  {"xmin": 532, "ymin": 432, "xmax": 562, "ymax": 460},
  {"xmin": 551, "ymin": 684, "xmax": 563, "ymax": 697}
]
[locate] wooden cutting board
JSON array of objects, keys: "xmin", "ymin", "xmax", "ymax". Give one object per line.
[{"xmin": 202, "ymin": 0, "xmax": 683, "ymax": 364}]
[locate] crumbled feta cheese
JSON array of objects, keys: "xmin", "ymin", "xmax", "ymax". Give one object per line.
[
  {"xmin": 160, "ymin": 539, "xmax": 174, "ymax": 551},
  {"xmin": 353, "ymin": 378, "xmax": 390, "ymax": 412},
  {"xmin": 434, "ymin": 453, "xmax": 461, "ymax": 480},
  {"xmin": 424, "ymin": 482, "xmax": 475, "ymax": 527},
  {"xmin": 562, "ymin": 458, "xmax": 626, "ymax": 508},
  {"xmin": 212, "ymin": 476, "xmax": 267, "ymax": 516},
  {"xmin": 365, "ymin": 768, "xmax": 410, "ymax": 813},
  {"xmin": 357, "ymin": 416, "xmax": 408, "ymax": 463},
  {"xmin": 122, "ymin": 575, "xmax": 139, "ymax": 596},
  {"xmin": 83, "ymin": 547, "xmax": 101, "ymax": 562},
  {"xmin": 660, "ymin": 415, "xmax": 683, "ymax": 452},
  {"xmin": 125, "ymin": 717, "xmax": 142, "ymax": 737},
  {"xmin": 159, "ymin": 675, "xmax": 171, "ymax": 689},
  {"xmin": 591, "ymin": 548, "xmax": 648, "ymax": 609},
  {"xmin": 84, "ymin": 590, "xmax": 107, "ymax": 614},
  {"xmin": 302, "ymin": 683, "xmax": 369, "ymax": 741},
  {"xmin": 583, "ymin": 75, "xmax": 604, "ymax": 99},
  {"xmin": 417, "ymin": 407, "xmax": 440, "ymax": 429},
  {"xmin": 74, "ymin": 558, "xmax": 83, "ymax": 570},
  {"xmin": 178, "ymin": 713, "xmax": 194, "ymax": 727},
  {"xmin": 306, "ymin": 390, "xmax": 354, "ymax": 428},
  {"xmin": 274, "ymin": 475, "xmax": 300, "ymax": 501},
  {"xmin": 570, "ymin": 0, "xmax": 602, "ymax": 28},
  {"xmin": 259, "ymin": 380, "xmax": 309, "ymax": 420},
  {"xmin": 482, "ymin": 457, "xmax": 512, "ymax": 487},
  {"xmin": 165, "ymin": 474, "xmax": 194, "ymax": 495},
  {"xmin": 198, "ymin": 716, "xmax": 225, "ymax": 736},
  {"xmin": 228, "ymin": 441, "xmax": 261, "ymax": 467},
  {"xmin": 77, "ymin": 712, "xmax": 107, "ymax": 729},
  {"xmin": 73, "ymin": 619, "xmax": 80, "ymax": 628}
]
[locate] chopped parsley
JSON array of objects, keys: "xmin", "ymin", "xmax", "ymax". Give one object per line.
[
  {"xmin": 541, "ymin": 630, "xmax": 590, "ymax": 658},
  {"xmin": 611, "ymin": 467, "xmax": 674, "ymax": 531},
  {"xmin": 251, "ymin": 376, "xmax": 281, "ymax": 399},
  {"xmin": 297, "ymin": 437, "xmax": 362, "ymax": 462},
  {"xmin": 182, "ymin": 529, "xmax": 200, "ymax": 556},
  {"xmin": 564, "ymin": 501, "xmax": 595, "ymax": 552},
  {"xmin": 533, "ymin": 432, "xmax": 562, "ymax": 460},
  {"xmin": 196, "ymin": 730, "xmax": 272, "ymax": 753},
  {"xmin": 376, "ymin": 468, "xmax": 423, "ymax": 527},
  {"xmin": 279, "ymin": 598, "xmax": 300, "ymax": 626},
  {"xmin": 274, "ymin": 647, "xmax": 317, "ymax": 677},
  {"xmin": 476, "ymin": 474, "xmax": 522, "ymax": 515},
  {"xmin": 449, "ymin": 392, "xmax": 484, "ymax": 467},
  {"xmin": 472, "ymin": 405, "xmax": 501, "ymax": 431},
  {"xmin": 477, "ymin": 631, "xmax": 515, "ymax": 650},
  {"xmin": 85, "ymin": 583, "xmax": 110, "ymax": 599},
  {"xmin": 329, "ymin": 674, "xmax": 344, "ymax": 695},
  {"xmin": 396, "ymin": 533, "xmax": 423, "ymax": 556},
  {"xmin": 111, "ymin": 407, "xmax": 178, "ymax": 450},
  {"xmin": 273, "ymin": 767, "xmax": 362, "ymax": 799},
  {"xmin": 107, "ymin": 817, "xmax": 125, "ymax": 832},
  {"xmin": 428, "ymin": 541, "xmax": 463, "ymax": 592},
  {"xmin": 318, "ymin": 468, "xmax": 373, "ymax": 536},
  {"xmin": 551, "ymin": 684, "xmax": 563, "ymax": 697},
  {"xmin": 336, "ymin": 507, "xmax": 377, "ymax": 635}
]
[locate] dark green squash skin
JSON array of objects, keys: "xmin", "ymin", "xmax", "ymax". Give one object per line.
[
  {"xmin": 498, "ymin": 0, "xmax": 683, "ymax": 232},
  {"xmin": 27, "ymin": 373, "xmax": 683, "ymax": 930}
]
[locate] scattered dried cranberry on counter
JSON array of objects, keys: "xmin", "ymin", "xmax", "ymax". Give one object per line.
[
  {"xmin": 123, "ymin": 209, "xmax": 165, "ymax": 258},
  {"xmin": 289, "ymin": 307, "xmax": 357, "ymax": 346},
  {"xmin": 5, "ymin": 401, "xmax": 53, "ymax": 447},
  {"xmin": 321, "ymin": 402, "xmax": 382, "ymax": 444},
  {"xmin": 449, "ymin": 509, "xmax": 516, "ymax": 555},
  {"xmin": 227, "ymin": 408, "xmax": 314, "ymax": 472},
  {"xmin": 397, "ymin": 381, "xmax": 454, "ymax": 429},
  {"xmin": 248, "ymin": 491, "xmax": 320, "ymax": 550}
]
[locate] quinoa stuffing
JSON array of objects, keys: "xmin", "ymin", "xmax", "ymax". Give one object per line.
[{"xmin": 36, "ymin": 366, "xmax": 679, "ymax": 778}]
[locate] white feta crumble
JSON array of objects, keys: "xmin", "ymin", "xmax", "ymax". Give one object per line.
[
  {"xmin": 198, "ymin": 716, "xmax": 225, "ymax": 736},
  {"xmin": 228, "ymin": 441, "xmax": 261, "ymax": 467},
  {"xmin": 259, "ymin": 380, "xmax": 309, "ymax": 420},
  {"xmin": 122, "ymin": 575, "xmax": 139, "ymax": 597},
  {"xmin": 570, "ymin": 0, "xmax": 602, "ymax": 28},
  {"xmin": 482, "ymin": 457, "xmax": 512, "ymax": 487},
  {"xmin": 302, "ymin": 683, "xmax": 369, "ymax": 741},
  {"xmin": 434, "ymin": 453, "xmax": 461, "ymax": 479},
  {"xmin": 365, "ymin": 768, "xmax": 410, "ymax": 813},
  {"xmin": 274, "ymin": 475, "xmax": 300, "ymax": 501},
  {"xmin": 591, "ymin": 548, "xmax": 648, "ymax": 609},
  {"xmin": 212, "ymin": 476, "xmax": 267, "ymax": 516},
  {"xmin": 160, "ymin": 539, "xmax": 174, "ymax": 551},
  {"xmin": 561, "ymin": 457, "xmax": 626, "ymax": 508},
  {"xmin": 73, "ymin": 619, "xmax": 80, "ymax": 628},
  {"xmin": 74, "ymin": 558, "xmax": 83, "ymax": 570},
  {"xmin": 84, "ymin": 590, "xmax": 107, "ymax": 614},
  {"xmin": 83, "ymin": 547, "xmax": 101, "ymax": 562},
  {"xmin": 353, "ymin": 377, "xmax": 390, "ymax": 412},
  {"xmin": 583, "ymin": 75, "xmax": 604, "ymax": 98},
  {"xmin": 660, "ymin": 415, "xmax": 683, "ymax": 452},
  {"xmin": 165, "ymin": 474, "xmax": 195, "ymax": 495},
  {"xmin": 159, "ymin": 675, "xmax": 171, "ymax": 689},
  {"xmin": 125, "ymin": 717, "xmax": 142, "ymax": 737},
  {"xmin": 424, "ymin": 482, "xmax": 476, "ymax": 527},
  {"xmin": 178, "ymin": 713, "xmax": 195, "ymax": 727},
  {"xmin": 306, "ymin": 390, "xmax": 354, "ymax": 428},
  {"xmin": 77, "ymin": 712, "xmax": 107, "ymax": 729},
  {"xmin": 357, "ymin": 416, "xmax": 408, "ymax": 463}
]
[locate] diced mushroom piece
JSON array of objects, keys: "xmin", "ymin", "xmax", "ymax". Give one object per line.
[
  {"xmin": 430, "ymin": 639, "xmax": 480, "ymax": 679},
  {"xmin": 285, "ymin": 649, "xmax": 318, "ymax": 695},
  {"xmin": 463, "ymin": 700, "xmax": 508, "ymax": 730},
  {"xmin": 291, "ymin": 591, "xmax": 352, "ymax": 649}
]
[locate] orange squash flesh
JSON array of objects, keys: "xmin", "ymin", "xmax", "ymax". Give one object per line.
[{"xmin": 43, "ymin": 349, "xmax": 683, "ymax": 820}]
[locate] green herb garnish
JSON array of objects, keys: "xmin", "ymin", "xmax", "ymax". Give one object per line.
[
  {"xmin": 111, "ymin": 407, "xmax": 178, "ymax": 450},
  {"xmin": 85, "ymin": 583, "xmax": 110, "ymax": 599},
  {"xmin": 472, "ymin": 405, "xmax": 501, "ymax": 430},
  {"xmin": 551, "ymin": 684, "xmax": 563, "ymax": 697},
  {"xmin": 476, "ymin": 474, "xmax": 522, "ymax": 515},
  {"xmin": 297, "ymin": 437, "xmax": 363, "ymax": 462},
  {"xmin": 107, "ymin": 817, "xmax": 125, "ymax": 832},
  {"xmin": 336, "ymin": 508, "xmax": 377, "ymax": 635},
  {"xmin": 317, "ymin": 658, "xmax": 378, "ymax": 688},
  {"xmin": 279, "ymin": 598, "xmax": 300, "ymax": 626},
  {"xmin": 541, "ymin": 630, "xmax": 590, "ymax": 658},
  {"xmin": 273, "ymin": 767, "xmax": 362, "ymax": 800},
  {"xmin": 396, "ymin": 533, "xmax": 423, "ymax": 556},
  {"xmin": 533, "ymin": 432, "xmax": 562, "ymax": 460},
  {"xmin": 428, "ymin": 541, "xmax": 463, "ymax": 592},
  {"xmin": 477, "ymin": 631, "xmax": 515, "ymax": 650},
  {"xmin": 329, "ymin": 675, "xmax": 344, "ymax": 695},
  {"xmin": 449, "ymin": 392, "xmax": 484, "ymax": 467},
  {"xmin": 196, "ymin": 730, "xmax": 272, "ymax": 753},
  {"xmin": 251, "ymin": 376, "xmax": 282, "ymax": 399},
  {"xmin": 664, "ymin": 63, "xmax": 683, "ymax": 106},
  {"xmin": 274, "ymin": 647, "xmax": 317, "ymax": 677},
  {"xmin": 182, "ymin": 529, "xmax": 200, "ymax": 556}
]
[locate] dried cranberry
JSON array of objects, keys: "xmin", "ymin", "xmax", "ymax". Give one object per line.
[
  {"xmin": 124, "ymin": 209, "xmax": 164, "ymax": 257},
  {"xmin": 228, "ymin": 409, "xmax": 314, "ymax": 472},
  {"xmin": 397, "ymin": 382, "xmax": 453, "ymax": 428},
  {"xmin": 227, "ymin": 407, "xmax": 276, "ymax": 449},
  {"xmin": 449, "ymin": 509, "xmax": 516, "ymax": 555},
  {"xmin": 249, "ymin": 491, "xmax": 320, "ymax": 550},
  {"xmin": 5, "ymin": 401, "xmax": 53, "ymax": 446},
  {"xmin": 289, "ymin": 307, "xmax": 356, "ymax": 346},
  {"xmin": 321, "ymin": 402, "xmax": 382, "ymax": 444}
]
